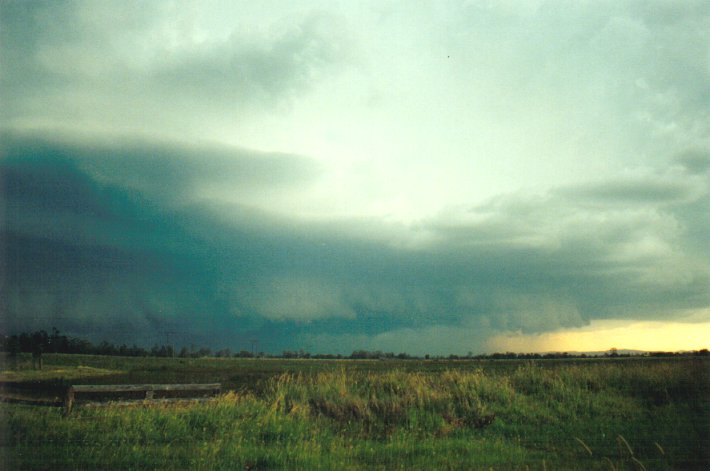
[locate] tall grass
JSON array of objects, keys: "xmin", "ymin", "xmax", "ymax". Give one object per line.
[
  {"xmin": 266, "ymin": 369, "xmax": 506, "ymax": 438},
  {"xmin": 2, "ymin": 358, "xmax": 707, "ymax": 469}
]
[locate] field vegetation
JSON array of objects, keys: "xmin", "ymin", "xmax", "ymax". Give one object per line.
[{"xmin": 1, "ymin": 354, "xmax": 708, "ymax": 469}]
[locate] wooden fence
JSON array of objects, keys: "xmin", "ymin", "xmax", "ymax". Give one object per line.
[{"xmin": 64, "ymin": 383, "xmax": 221, "ymax": 414}]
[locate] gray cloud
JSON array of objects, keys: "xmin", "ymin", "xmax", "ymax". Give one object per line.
[
  {"xmin": 149, "ymin": 13, "xmax": 347, "ymax": 107},
  {"xmin": 33, "ymin": 132, "xmax": 318, "ymax": 203},
  {"xmin": 559, "ymin": 179, "xmax": 694, "ymax": 204},
  {"xmin": 676, "ymin": 149, "xmax": 710, "ymax": 175},
  {"xmin": 0, "ymin": 1, "xmax": 349, "ymax": 132}
]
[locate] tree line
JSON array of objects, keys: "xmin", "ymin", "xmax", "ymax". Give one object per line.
[
  {"xmin": 0, "ymin": 328, "xmax": 234, "ymax": 359},
  {"xmin": 1, "ymin": 329, "xmax": 708, "ymax": 360}
]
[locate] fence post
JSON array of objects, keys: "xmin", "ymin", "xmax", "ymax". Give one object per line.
[{"xmin": 64, "ymin": 387, "xmax": 75, "ymax": 415}]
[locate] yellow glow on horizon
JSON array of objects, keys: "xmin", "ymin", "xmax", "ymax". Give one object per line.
[{"xmin": 488, "ymin": 319, "xmax": 710, "ymax": 353}]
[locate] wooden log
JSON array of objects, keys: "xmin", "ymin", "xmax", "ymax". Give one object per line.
[
  {"xmin": 70, "ymin": 383, "xmax": 221, "ymax": 393},
  {"xmin": 82, "ymin": 397, "xmax": 218, "ymax": 408},
  {"xmin": 64, "ymin": 383, "xmax": 221, "ymax": 415}
]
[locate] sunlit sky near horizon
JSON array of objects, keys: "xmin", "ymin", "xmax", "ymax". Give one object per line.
[{"xmin": 2, "ymin": 0, "xmax": 709, "ymax": 354}]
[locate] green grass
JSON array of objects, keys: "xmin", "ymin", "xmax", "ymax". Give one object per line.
[
  {"xmin": 0, "ymin": 365, "xmax": 120, "ymax": 383},
  {"xmin": 1, "ymin": 355, "xmax": 708, "ymax": 469}
]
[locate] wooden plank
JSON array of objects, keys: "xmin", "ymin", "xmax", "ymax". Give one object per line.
[
  {"xmin": 81, "ymin": 397, "xmax": 218, "ymax": 408},
  {"xmin": 70, "ymin": 383, "xmax": 221, "ymax": 393},
  {"xmin": 65, "ymin": 383, "xmax": 221, "ymax": 415}
]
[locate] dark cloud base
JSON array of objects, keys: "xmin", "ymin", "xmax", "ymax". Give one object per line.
[{"xmin": 2, "ymin": 132, "xmax": 709, "ymax": 354}]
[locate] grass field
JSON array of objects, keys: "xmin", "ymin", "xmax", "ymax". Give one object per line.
[{"xmin": 1, "ymin": 354, "xmax": 708, "ymax": 469}]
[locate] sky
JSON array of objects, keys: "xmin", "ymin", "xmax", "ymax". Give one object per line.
[{"xmin": 1, "ymin": 0, "xmax": 709, "ymax": 355}]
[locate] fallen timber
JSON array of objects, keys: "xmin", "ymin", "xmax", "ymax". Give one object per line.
[{"xmin": 64, "ymin": 383, "xmax": 221, "ymax": 414}]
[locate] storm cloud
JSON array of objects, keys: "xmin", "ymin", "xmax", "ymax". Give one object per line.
[
  {"xmin": 3, "ymin": 132, "xmax": 708, "ymax": 353},
  {"xmin": 1, "ymin": 1, "xmax": 709, "ymax": 353}
]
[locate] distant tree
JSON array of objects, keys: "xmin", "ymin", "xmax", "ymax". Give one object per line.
[
  {"xmin": 98, "ymin": 341, "xmax": 117, "ymax": 356},
  {"xmin": 350, "ymin": 350, "xmax": 368, "ymax": 359},
  {"xmin": 49, "ymin": 327, "xmax": 68, "ymax": 353},
  {"xmin": 215, "ymin": 348, "xmax": 232, "ymax": 358},
  {"xmin": 30, "ymin": 331, "xmax": 49, "ymax": 369},
  {"xmin": 6, "ymin": 336, "xmax": 20, "ymax": 369},
  {"xmin": 196, "ymin": 347, "xmax": 211, "ymax": 357}
]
